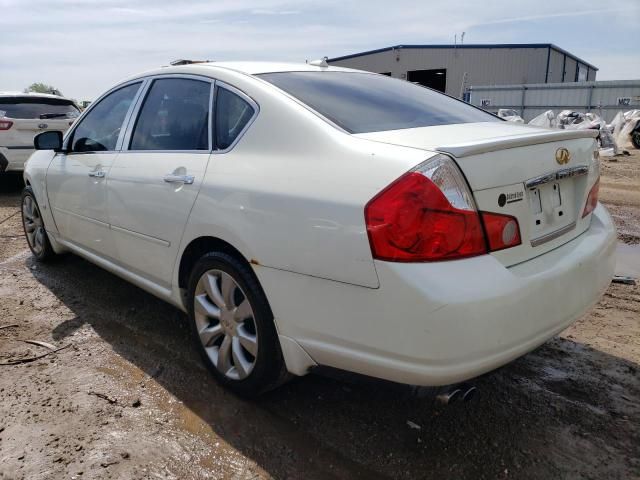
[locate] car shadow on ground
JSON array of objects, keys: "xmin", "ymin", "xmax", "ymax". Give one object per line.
[
  {"xmin": 28, "ymin": 253, "xmax": 640, "ymax": 479},
  {"xmin": 0, "ymin": 172, "xmax": 24, "ymax": 194}
]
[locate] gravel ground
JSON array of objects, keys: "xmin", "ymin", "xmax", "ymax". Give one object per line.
[{"xmin": 0, "ymin": 152, "xmax": 639, "ymax": 480}]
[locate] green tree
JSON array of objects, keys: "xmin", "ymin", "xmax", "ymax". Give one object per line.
[{"xmin": 23, "ymin": 82, "xmax": 63, "ymax": 96}]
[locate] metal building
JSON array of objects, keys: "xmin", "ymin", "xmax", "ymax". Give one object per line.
[
  {"xmin": 469, "ymin": 80, "xmax": 640, "ymax": 123},
  {"xmin": 328, "ymin": 44, "xmax": 597, "ymax": 98}
]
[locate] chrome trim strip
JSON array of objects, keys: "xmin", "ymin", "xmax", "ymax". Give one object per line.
[
  {"xmin": 530, "ymin": 221, "xmax": 577, "ymax": 247},
  {"xmin": 525, "ymin": 172, "xmax": 556, "ymax": 189},
  {"xmin": 110, "ymin": 225, "xmax": 170, "ymax": 247},
  {"xmin": 53, "ymin": 206, "xmax": 170, "ymax": 247},
  {"xmin": 119, "ymin": 150, "xmax": 210, "ymax": 154},
  {"xmin": 52, "ymin": 207, "xmax": 109, "ymax": 228},
  {"xmin": 64, "ymin": 151, "xmax": 119, "ymax": 156},
  {"xmin": 556, "ymin": 164, "xmax": 589, "ymax": 180},
  {"xmin": 525, "ymin": 165, "xmax": 589, "ymax": 189}
]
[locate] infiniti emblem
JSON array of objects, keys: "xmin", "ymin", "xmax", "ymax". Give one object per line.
[
  {"xmin": 38, "ymin": 123, "xmax": 48, "ymax": 129},
  {"xmin": 555, "ymin": 147, "xmax": 570, "ymax": 165}
]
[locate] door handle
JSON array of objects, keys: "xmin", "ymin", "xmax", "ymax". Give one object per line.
[
  {"xmin": 163, "ymin": 174, "xmax": 194, "ymax": 185},
  {"xmin": 88, "ymin": 170, "xmax": 105, "ymax": 178}
]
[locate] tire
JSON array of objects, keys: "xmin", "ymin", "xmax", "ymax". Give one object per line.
[
  {"xmin": 187, "ymin": 252, "xmax": 288, "ymax": 397},
  {"xmin": 21, "ymin": 186, "xmax": 55, "ymax": 262},
  {"xmin": 631, "ymin": 130, "xmax": 640, "ymax": 150}
]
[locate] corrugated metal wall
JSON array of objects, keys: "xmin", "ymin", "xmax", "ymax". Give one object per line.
[
  {"xmin": 329, "ymin": 45, "xmax": 597, "ymax": 98},
  {"xmin": 469, "ymin": 80, "xmax": 640, "ymax": 122},
  {"xmin": 548, "ymin": 49, "xmax": 563, "ymax": 83},
  {"xmin": 330, "ymin": 47, "xmax": 550, "ymax": 97}
]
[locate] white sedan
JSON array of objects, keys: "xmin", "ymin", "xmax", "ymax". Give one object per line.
[{"xmin": 23, "ymin": 62, "xmax": 616, "ymax": 397}]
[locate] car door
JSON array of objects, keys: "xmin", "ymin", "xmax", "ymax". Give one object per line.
[
  {"xmin": 106, "ymin": 76, "xmax": 212, "ymax": 288},
  {"xmin": 46, "ymin": 82, "xmax": 143, "ymax": 257}
]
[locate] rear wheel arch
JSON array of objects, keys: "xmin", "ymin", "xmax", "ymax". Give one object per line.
[{"xmin": 178, "ymin": 236, "xmax": 254, "ymax": 290}]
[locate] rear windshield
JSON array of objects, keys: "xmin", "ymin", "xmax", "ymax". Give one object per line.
[
  {"xmin": 0, "ymin": 97, "xmax": 80, "ymax": 120},
  {"xmin": 258, "ymin": 71, "xmax": 497, "ymax": 133}
]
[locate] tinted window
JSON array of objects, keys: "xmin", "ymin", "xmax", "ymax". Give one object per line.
[
  {"xmin": 258, "ymin": 72, "xmax": 497, "ymax": 133},
  {"xmin": 0, "ymin": 97, "xmax": 79, "ymax": 119},
  {"xmin": 130, "ymin": 78, "xmax": 210, "ymax": 151},
  {"xmin": 215, "ymin": 87, "xmax": 255, "ymax": 150},
  {"xmin": 71, "ymin": 83, "xmax": 141, "ymax": 152}
]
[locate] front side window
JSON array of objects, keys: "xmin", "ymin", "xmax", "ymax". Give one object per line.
[
  {"xmin": 214, "ymin": 87, "xmax": 255, "ymax": 150},
  {"xmin": 0, "ymin": 97, "xmax": 80, "ymax": 120},
  {"xmin": 130, "ymin": 78, "xmax": 210, "ymax": 151},
  {"xmin": 71, "ymin": 82, "xmax": 141, "ymax": 152},
  {"xmin": 258, "ymin": 71, "xmax": 498, "ymax": 133}
]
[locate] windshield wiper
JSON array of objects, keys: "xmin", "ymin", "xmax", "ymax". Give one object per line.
[{"xmin": 39, "ymin": 112, "xmax": 70, "ymax": 119}]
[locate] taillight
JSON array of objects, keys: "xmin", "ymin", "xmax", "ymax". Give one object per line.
[
  {"xmin": 582, "ymin": 177, "xmax": 600, "ymax": 218},
  {"xmin": 481, "ymin": 212, "xmax": 521, "ymax": 251},
  {"xmin": 365, "ymin": 154, "xmax": 523, "ymax": 262},
  {"xmin": 365, "ymin": 154, "xmax": 487, "ymax": 262},
  {"xmin": 0, "ymin": 120, "xmax": 13, "ymax": 130}
]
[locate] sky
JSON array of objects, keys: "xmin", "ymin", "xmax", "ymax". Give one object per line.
[{"xmin": 1, "ymin": 0, "xmax": 639, "ymax": 101}]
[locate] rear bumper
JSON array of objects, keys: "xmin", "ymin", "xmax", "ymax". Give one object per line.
[
  {"xmin": 260, "ymin": 204, "xmax": 616, "ymax": 386},
  {"xmin": 0, "ymin": 146, "xmax": 33, "ymax": 172}
]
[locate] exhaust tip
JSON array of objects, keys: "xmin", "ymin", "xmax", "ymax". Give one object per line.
[
  {"xmin": 462, "ymin": 386, "xmax": 477, "ymax": 402},
  {"xmin": 435, "ymin": 388, "xmax": 462, "ymax": 406}
]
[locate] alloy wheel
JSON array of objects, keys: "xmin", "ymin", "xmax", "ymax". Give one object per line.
[{"xmin": 194, "ymin": 269, "xmax": 258, "ymax": 380}]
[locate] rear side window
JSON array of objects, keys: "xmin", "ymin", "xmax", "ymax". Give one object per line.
[
  {"xmin": 71, "ymin": 82, "xmax": 141, "ymax": 152},
  {"xmin": 0, "ymin": 97, "xmax": 79, "ymax": 120},
  {"xmin": 258, "ymin": 71, "xmax": 497, "ymax": 133},
  {"xmin": 214, "ymin": 87, "xmax": 255, "ymax": 150},
  {"xmin": 130, "ymin": 78, "xmax": 210, "ymax": 151}
]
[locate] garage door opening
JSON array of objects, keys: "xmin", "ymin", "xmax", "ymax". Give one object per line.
[{"xmin": 407, "ymin": 69, "xmax": 447, "ymax": 92}]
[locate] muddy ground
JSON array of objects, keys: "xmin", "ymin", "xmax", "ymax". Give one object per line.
[{"xmin": 0, "ymin": 150, "xmax": 639, "ymax": 480}]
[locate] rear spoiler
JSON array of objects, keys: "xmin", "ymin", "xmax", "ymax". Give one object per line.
[{"xmin": 436, "ymin": 129, "xmax": 598, "ymax": 158}]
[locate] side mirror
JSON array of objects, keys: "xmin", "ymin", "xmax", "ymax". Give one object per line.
[{"xmin": 34, "ymin": 131, "xmax": 64, "ymax": 152}]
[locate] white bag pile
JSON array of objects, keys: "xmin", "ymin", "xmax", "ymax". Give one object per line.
[
  {"xmin": 528, "ymin": 110, "xmax": 556, "ymax": 128},
  {"xmin": 526, "ymin": 109, "xmax": 640, "ymax": 155},
  {"xmin": 497, "ymin": 109, "xmax": 524, "ymax": 123},
  {"xmin": 615, "ymin": 110, "xmax": 640, "ymax": 150}
]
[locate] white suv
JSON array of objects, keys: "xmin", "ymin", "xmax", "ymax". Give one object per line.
[{"xmin": 0, "ymin": 92, "xmax": 79, "ymax": 173}]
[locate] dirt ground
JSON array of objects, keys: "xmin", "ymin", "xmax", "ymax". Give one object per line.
[{"xmin": 0, "ymin": 150, "xmax": 639, "ymax": 480}]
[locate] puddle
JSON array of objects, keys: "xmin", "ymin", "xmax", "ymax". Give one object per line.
[{"xmin": 616, "ymin": 242, "xmax": 640, "ymax": 278}]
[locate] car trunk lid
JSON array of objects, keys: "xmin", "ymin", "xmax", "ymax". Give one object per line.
[
  {"xmin": 1, "ymin": 96, "xmax": 78, "ymax": 146},
  {"xmin": 356, "ymin": 122, "xmax": 600, "ymax": 266},
  {"xmin": 12, "ymin": 118, "xmax": 74, "ymax": 132}
]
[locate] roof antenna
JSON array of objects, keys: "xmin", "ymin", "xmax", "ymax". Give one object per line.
[{"xmin": 308, "ymin": 56, "xmax": 329, "ymax": 68}]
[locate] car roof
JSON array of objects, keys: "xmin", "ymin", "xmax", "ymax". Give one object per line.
[
  {"xmin": 198, "ymin": 61, "xmax": 356, "ymax": 75},
  {"xmin": 127, "ymin": 61, "xmax": 361, "ymax": 82},
  {"xmin": 0, "ymin": 91, "xmax": 71, "ymax": 100}
]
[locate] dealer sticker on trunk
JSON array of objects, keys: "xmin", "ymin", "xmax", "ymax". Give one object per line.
[{"xmin": 498, "ymin": 191, "xmax": 524, "ymax": 207}]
